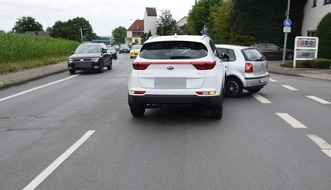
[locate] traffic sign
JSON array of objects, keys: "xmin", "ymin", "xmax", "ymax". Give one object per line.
[{"xmin": 283, "ymin": 19, "xmax": 292, "ymax": 27}]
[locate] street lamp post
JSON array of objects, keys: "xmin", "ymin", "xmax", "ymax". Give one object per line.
[{"xmin": 75, "ymin": 24, "xmax": 86, "ymax": 43}]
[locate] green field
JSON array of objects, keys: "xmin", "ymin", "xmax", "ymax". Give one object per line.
[{"xmin": 0, "ymin": 32, "xmax": 80, "ymax": 74}]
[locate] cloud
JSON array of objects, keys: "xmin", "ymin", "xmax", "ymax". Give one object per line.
[{"xmin": 0, "ymin": 0, "xmax": 193, "ymax": 36}]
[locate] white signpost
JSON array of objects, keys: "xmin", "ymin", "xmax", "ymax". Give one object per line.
[{"xmin": 293, "ymin": 36, "xmax": 319, "ymax": 68}]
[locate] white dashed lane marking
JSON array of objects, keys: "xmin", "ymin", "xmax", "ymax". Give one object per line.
[
  {"xmin": 306, "ymin": 96, "xmax": 331, "ymax": 104},
  {"xmin": 23, "ymin": 130, "xmax": 95, "ymax": 190},
  {"xmin": 269, "ymin": 78, "xmax": 277, "ymax": 82},
  {"xmin": 252, "ymin": 93, "xmax": 271, "ymax": 104},
  {"xmin": 281, "ymin": 85, "xmax": 298, "ymax": 91},
  {"xmin": 307, "ymin": 134, "xmax": 331, "ymax": 158},
  {"xmin": 276, "ymin": 113, "xmax": 307, "ymax": 128},
  {"xmin": 0, "ymin": 75, "xmax": 78, "ymax": 102}
]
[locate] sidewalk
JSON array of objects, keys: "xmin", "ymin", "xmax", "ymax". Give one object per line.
[
  {"xmin": 0, "ymin": 60, "xmax": 330, "ymax": 89},
  {"xmin": 0, "ymin": 61, "xmax": 68, "ymax": 89},
  {"xmin": 268, "ymin": 60, "xmax": 331, "ymax": 81}
]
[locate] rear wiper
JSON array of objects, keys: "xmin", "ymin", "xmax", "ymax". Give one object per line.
[{"xmin": 170, "ymin": 56, "xmax": 191, "ymax": 59}]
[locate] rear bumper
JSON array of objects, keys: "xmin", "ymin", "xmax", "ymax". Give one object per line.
[
  {"xmin": 243, "ymin": 74, "xmax": 269, "ymax": 88},
  {"xmin": 129, "ymin": 94, "xmax": 222, "ymax": 107}
]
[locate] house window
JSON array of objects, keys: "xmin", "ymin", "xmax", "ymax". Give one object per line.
[
  {"xmin": 307, "ymin": 31, "xmax": 315, "ymax": 37},
  {"xmin": 325, "ymin": 0, "xmax": 331, "ymax": 4},
  {"xmin": 313, "ymin": 0, "xmax": 317, "ymax": 7}
]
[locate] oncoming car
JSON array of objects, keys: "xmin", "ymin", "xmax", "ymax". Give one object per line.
[
  {"xmin": 128, "ymin": 35, "xmax": 226, "ymax": 119},
  {"xmin": 68, "ymin": 43, "xmax": 112, "ymax": 74},
  {"xmin": 130, "ymin": 44, "xmax": 142, "ymax": 59},
  {"xmin": 216, "ymin": 44, "xmax": 269, "ymax": 98}
]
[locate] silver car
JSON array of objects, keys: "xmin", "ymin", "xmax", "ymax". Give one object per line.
[{"xmin": 216, "ymin": 44, "xmax": 269, "ymax": 98}]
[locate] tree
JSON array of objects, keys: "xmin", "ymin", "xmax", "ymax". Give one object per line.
[
  {"xmin": 141, "ymin": 30, "xmax": 152, "ymax": 44},
  {"xmin": 315, "ymin": 13, "xmax": 331, "ymax": 59},
  {"xmin": 209, "ymin": 0, "xmax": 232, "ymax": 43},
  {"xmin": 50, "ymin": 17, "xmax": 97, "ymax": 42},
  {"xmin": 229, "ymin": 0, "xmax": 307, "ymax": 46},
  {"xmin": 12, "ymin": 16, "xmax": 43, "ymax": 33},
  {"xmin": 186, "ymin": 0, "xmax": 222, "ymax": 35},
  {"xmin": 112, "ymin": 26, "xmax": 127, "ymax": 44},
  {"xmin": 157, "ymin": 10, "xmax": 178, "ymax": 36}
]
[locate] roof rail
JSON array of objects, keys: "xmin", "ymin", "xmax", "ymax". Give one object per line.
[
  {"xmin": 148, "ymin": 35, "xmax": 159, "ymax": 40},
  {"xmin": 201, "ymin": 35, "xmax": 208, "ymax": 40}
]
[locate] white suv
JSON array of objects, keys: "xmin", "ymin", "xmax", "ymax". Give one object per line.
[
  {"xmin": 128, "ymin": 35, "xmax": 225, "ymax": 119},
  {"xmin": 216, "ymin": 44, "xmax": 269, "ymax": 98}
]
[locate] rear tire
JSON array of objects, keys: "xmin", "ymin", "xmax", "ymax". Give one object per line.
[
  {"xmin": 130, "ymin": 105, "xmax": 145, "ymax": 117},
  {"xmin": 225, "ymin": 77, "xmax": 243, "ymax": 98},
  {"xmin": 69, "ymin": 70, "xmax": 76, "ymax": 75},
  {"xmin": 211, "ymin": 104, "xmax": 223, "ymax": 119}
]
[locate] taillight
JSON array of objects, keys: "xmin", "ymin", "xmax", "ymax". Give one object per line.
[
  {"xmin": 196, "ymin": 91, "xmax": 216, "ymax": 95},
  {"xmin": 130, "ymin": 90, "xmax": 146, "ymax": 95},
  {"xmin": 245, "ymin": 62, "xmax": 253, "ymax": 73},
  {"xmin": 192, "ymin": 61, "xmax": 216, "ymax": 70},
  {"xmin": 133, "ymin": 62, "xmax": 150, "ymax": 70}
]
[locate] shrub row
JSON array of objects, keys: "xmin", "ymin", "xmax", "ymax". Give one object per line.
[
  {"xmin": 281, "ymin": 59, "xmax": 331, "ymax": 68},
  {"xmin": 0, "ymin": 32, "xmax": 80, "ymax": 74}
]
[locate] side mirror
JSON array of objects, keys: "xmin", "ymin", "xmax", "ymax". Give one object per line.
[
  {"xmin": 102, "ymin": 49, "xmax": 107, "ymax": 53},
  {"xmin": 221, "ymin": 53, "xmax": 230, "ymax": 62},
  {"xmin": 71, "ymin": 51, "xmax": 75, "ymax": 55}
]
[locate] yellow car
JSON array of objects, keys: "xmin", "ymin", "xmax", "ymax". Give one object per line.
[{"xmin": 130, "ymin": 45, "xmax": 143, "ymax": 59}]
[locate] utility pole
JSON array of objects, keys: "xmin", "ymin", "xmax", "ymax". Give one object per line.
[{"xmin": 282, "ymin": 0, "xmax": 291, "ymax": 66}]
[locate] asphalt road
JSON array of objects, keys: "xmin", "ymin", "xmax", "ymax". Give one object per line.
[{"xmin": 1, "ymin": 53, "xmax": 331, "ymax": 190}]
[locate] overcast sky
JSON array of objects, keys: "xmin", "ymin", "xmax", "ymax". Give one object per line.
[{"xmin": 0, "ymin": 0, "xmax": 194, "ymax": 36}]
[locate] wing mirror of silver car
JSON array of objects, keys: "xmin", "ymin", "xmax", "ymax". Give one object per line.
[{"xmin": 221, "ymin": 53, "xmax": 230, "ymax": 61}]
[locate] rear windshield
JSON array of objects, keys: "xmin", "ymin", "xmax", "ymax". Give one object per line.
[
  {"xmin": 139, "ymin": 41, "xmax": 208, "ymax": 59},
  {"xmin": 242, "ymin": 48, "xmax": 266, "ymax": 61}
]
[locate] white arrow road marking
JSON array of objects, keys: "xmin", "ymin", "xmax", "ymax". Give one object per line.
[
  {"xmin": 306, "ymin": 96, "xmax": 331, "ymax": 104},
  {"xmin": 252, "ymin": 93, "xmax": 271, "ymax": 104},
  {"xmin": 281, "ymin": 85, "xmax": 298, "ymax": 91},
  {"xmin": 23, "ymin": 130, "xmax": 95, "ymax": 190},
  {"xmin": 0, "ymin": 75, "xmax": 78, "ymax": 102},
  {"xmin": 276, "ymin": 113, "xmax": 307, "ymax": 128}
]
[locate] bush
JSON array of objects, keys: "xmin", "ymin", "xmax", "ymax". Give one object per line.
[
  {"xmin": 311, "ymin": 58, "xmax": 331, "ymax": 68},
  {"xmin": 281, "ymin": 60, "xmax": 311, "ymax": 68},
  {"xmin": 315, "ymin": 13, "xmax": 331, "ymax": 59},
  {"xmin": 281, "ymin": 59, "xmax": 331, "ymax": 68}
]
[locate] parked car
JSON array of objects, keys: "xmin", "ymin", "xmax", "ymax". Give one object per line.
[
  {"xmin": 251, "ymin": 43, "xmax": 294, "ymax": 60},
  {"xmin": 113, "ymin": 45, "xmax": 120, "ymax": 51},
  {"xmin": 216, "ymin": 44, "xmax": 269, "ymax": 98},
  {"xmin": 107, "ymin": 45, "xmax": 117, "ymax": 59},
  {"xmin": 130, "ymin": 44, "xmax": 142, "ymax": 58},
  {"xmin": 128, "ymin": 35, "xmax": 226, "ymax": 119},
  {"xmin": 68, "ymin": 43, "xmax": 112, "ymax": 74},
  {"xmin": 119, "ymin": 44, "xmax": 130, "ymax": 53}
]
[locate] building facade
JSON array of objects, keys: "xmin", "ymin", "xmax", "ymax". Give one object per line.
[
  {"xmin": 302, "ymin": 0, "xmax": 331, "ymax": 36},
  {"xmin": 125, "ymin": 19, "xmax": 144, "ymax": 46},
  {"xmin": 144, "ymin": 7, "xmax": 157, "ymax": 35}
]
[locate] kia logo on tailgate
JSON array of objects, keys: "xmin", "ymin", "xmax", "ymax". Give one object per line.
[{"xmin": 167, "ymin": 66, "xmax": 174, "ymax": 70}]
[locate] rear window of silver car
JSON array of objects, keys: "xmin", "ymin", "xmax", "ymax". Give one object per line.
[
  {"xmin": 241, "ymin": 48, "xmax": 266, "ymax": 61},
  {"xmin": 139, "ymin": 41, "xmax": 208, "ymax": 59}
]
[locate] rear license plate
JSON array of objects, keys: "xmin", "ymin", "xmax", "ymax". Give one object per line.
[{"xmin": 154, "ymin": 77, "xmax": 186, "ymax": 89}]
